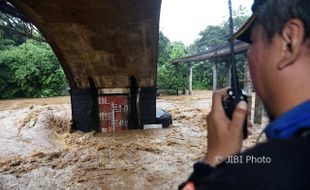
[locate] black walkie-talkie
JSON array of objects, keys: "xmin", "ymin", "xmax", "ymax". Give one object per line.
[
  {"xmin": 222, "ymin": 0, "xmax": 248, "ymax": 139},
  {"xmin": 222, "ymin": 83, "xmax": 248, "ymax": 139}
]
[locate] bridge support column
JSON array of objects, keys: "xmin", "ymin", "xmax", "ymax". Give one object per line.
[
  {"xmin": 254, "ymin": 94, "xmax": 264, "ymax": 125},
  {"xmin": 139, "ymin": 87, "xmax": 156, "ymax": 128},
  {"xmin": 139, "ymin": 86, "xmax": 172, "ymax": 129},
  {"xmin": 188, "ymin": 63, "xmax": 193, "ymax": 95},
  {"xmin": 243, "ymin": 61, "xmax": 253, "ymax": 121},
  {"xmin": 212, "ymin": 62, "xmax": 218, "ymax": 92},
  {"xmin": 70, "ymin": 88, "xmax": 100, "ymax": 132}
]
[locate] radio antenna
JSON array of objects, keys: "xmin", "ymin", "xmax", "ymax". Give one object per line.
[{"xmin": 228, "ymin": 0, "xmax": 240, "ymax": 95}]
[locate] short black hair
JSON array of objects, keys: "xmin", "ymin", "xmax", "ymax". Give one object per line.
[{"xmin": 256, "ymin": 0, "xmax": 310, "ymax": 41}]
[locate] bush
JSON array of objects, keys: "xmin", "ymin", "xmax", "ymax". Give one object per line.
[{"xmin": 0, "ymin": 40, "xmax": 68, "ymax": 98}]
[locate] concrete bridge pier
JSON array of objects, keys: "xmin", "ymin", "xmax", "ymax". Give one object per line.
[
  {"xmin": 212, "ymin": 62, "xmax": 218, "ymax": 92},
  {"xmin": 243, "ymin": 61, "xmax": 253, "ymax": 122},
  {"xmin": 188, "ymin": 63, "xmax": 193, "ymax": 95},
  {"xmin": 70, "ymin": 78, "xmax": 100, "ymax": 132},
  {"xmin": 70, "ymin": 88, "xmax": 100, "ymax": 132},
  {"xmin": 70, "ymin": 85, "xmax": 172, "ymax": 132}
]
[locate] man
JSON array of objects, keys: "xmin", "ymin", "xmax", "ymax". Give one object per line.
[{"xmin": 180, "ymin": 0, "xmax": 310, "ymax": 189}]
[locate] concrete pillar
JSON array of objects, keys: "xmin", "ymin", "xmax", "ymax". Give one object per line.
[
  {"xmin": 188, "ymin": 63, "xmax": 193, "ymax": 95},
  {"xmin": 70, "ymin": 88, "xmax": 100, "ymax": 132},
  {"xmin": 139, "ymin": 87, "xmax": 156, "ymax": 128},
  {"xmin": 212, "ymin": 62, "xmax": 218, "ymax": 91},
  {"xmin": 254, "ymin": 94, "xmax": 264, "ymax": 125},
  {"xmin": 243, "ymin": 62, "xmax": 253, "ymax": 121}
]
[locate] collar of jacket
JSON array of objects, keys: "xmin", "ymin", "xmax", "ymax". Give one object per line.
[{"xmin": 265, "ymin": 100, "xmax": 310, "ymax": 139}]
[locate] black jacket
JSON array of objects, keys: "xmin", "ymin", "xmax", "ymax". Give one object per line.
[{"xmin": 180, "ymin": 135, "xmax": 310, "ymax": 190}]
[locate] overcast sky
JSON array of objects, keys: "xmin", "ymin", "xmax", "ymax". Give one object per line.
[{"xmin": 159, "ymin": 0, "xmax": 253, "ymax": 45}]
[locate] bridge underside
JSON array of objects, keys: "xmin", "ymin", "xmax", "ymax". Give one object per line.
[{"xmin": 9, "ymin": 0, "xmax": 160, "ymax": 89}]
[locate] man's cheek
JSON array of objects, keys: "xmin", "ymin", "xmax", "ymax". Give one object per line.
[
  {"xmin": 247, "ymin": 48, "xmax": 256, "ymax": 66},
  {"xmin": 247, "ymin": 51, "xmax": 261, "ymax": 92}
]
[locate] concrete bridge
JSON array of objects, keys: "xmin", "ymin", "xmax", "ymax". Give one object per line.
[{"xmin": 1, "ymin": 0, "xmax": 172, "ymax": 132}]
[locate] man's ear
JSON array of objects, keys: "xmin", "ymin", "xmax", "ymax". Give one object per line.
[{"xmin": 277, "ymin": 19, "xmax": 305, "ymax": 70}]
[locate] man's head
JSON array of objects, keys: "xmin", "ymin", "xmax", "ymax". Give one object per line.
[
  {"xmin": 235, "ymin": 0, "xmax": 310, "ymax": 43},
  {"xmin": 236, "ymin": 0, "xmax": 310, "ymax": 119},
  {"xmin": 255, "ymin": 0, "xmax": 310, "ymax": 42}
]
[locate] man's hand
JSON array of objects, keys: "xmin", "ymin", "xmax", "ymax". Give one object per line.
[{"xmin": 204, "ymin": 88, "xmax": 248, "ymax": 167}]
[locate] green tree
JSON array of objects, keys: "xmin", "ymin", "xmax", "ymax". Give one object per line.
[
  {"xmin": 0, "ymin": 40, "xmax": 68, "ymax": 98},
  {"xmin": 158, "ymin": 31, "xmax": 170, "ymax": 67},
  {"xmin": 157, "ymin": 33, "xmax": 189, "ymax": 94},
  {"xmin": 0, "ymin": 13, "xmax": 67, "ymax": 99}
]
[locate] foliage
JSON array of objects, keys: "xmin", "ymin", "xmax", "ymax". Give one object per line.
[
  {"xmin": 0, "ymin": 40, "xmax": 68, "ymax": 98},
  {"xmin": 0, "ymin": 13, "xmax": 68, "ymax": 99},
  {"xmin": 157, "ymin": 32, "xmax": 189, "ymax": 94},
  {"xmin": 157, "ymin": 32, "xmax": 170, "ymax": 67},
  {"xmin": 192, "ymin": 62, "xmax": 212, "ymax": 89}
]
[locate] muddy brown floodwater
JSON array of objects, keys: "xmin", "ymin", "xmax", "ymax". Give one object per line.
[{"xmin": 0, "ymin": 90, "xmax": 266, "ymax": 190}]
